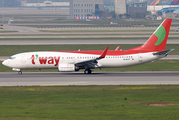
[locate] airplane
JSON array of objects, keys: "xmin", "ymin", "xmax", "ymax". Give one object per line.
[
  {"xmin": 150, "ymin": 0, "xmax": 179, "ymax": 6},
  {"xmin": 2, "ymin": 19, "xmax": 174, "ymax": 75}
]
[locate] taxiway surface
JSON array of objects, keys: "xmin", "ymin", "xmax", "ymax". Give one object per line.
[{"xmin": 0, "ymin": 71, "xmax": 179, "ymax": 86}]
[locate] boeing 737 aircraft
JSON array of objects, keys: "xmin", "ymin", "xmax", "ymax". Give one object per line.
[{"xmin": 2, "ymin": 19, "xmax": 173, "ymax": 74}]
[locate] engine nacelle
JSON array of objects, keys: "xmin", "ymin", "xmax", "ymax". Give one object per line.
[{"xmin": 58, "ymin": 63, "xmax": 79, "ymax": 72}]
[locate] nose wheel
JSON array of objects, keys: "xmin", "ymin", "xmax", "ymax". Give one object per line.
[
  {"xmin": 84, "ymin": 68, "xmax": 92, "ymax": 74},
  {"xmin": 18, "ymin": 71, "xmax": 22, "ymax": 75}
]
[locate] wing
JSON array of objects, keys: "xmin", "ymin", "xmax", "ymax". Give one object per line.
[{"xmin": 75, "ymin": 47, "xmax": 109, "ymax": 69}]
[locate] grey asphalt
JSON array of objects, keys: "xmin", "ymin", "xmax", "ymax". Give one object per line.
[{"xmin": 0, "ymin": 71, "xmax": 179, "ymax": 86}]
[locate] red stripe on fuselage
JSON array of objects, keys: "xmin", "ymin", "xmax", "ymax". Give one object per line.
[{"xmin": 53, "ymin": 50, "xmax": 158, "ymax": 56}]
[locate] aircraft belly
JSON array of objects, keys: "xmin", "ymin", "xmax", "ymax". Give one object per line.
[
  {"xmin": 99, "ymin": 53, "xmax": 159, "ymax": 68},
  {"xmin": 26, "ymin": 64, "xmax": 58, "ymax": 69},
  {"xmin": 99, "ymin": 58, "xmax": 139, "ymax": 68}
]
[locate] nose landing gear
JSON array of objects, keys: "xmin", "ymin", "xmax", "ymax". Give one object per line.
[
  {"xmin": 84, "ymin": 68, "xmax": 92, "ymax": 74},
  {"xmin": 18, "ymin": 71, "xmax": 22, "ymax": 75}
]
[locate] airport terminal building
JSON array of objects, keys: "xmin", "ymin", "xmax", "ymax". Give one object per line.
[
  {"xmin": 69, "ymin": 0, "xmax": 104, "ymax": 19},
  {"xmin": 114, "ymin": 0, "xmax": 126, "ymax": 15}
]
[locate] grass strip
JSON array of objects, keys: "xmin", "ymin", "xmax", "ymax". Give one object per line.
[
  {"xmin": 1, "ymin": 33, "xmax": 179, "ymax": 36},
  {"xmin": 0, "ymin": 34, "xmax": 153, "ymax": 36},
  {"xmin": 18, "ymin": 24, "xmax": 179, "ymax": 28},
  {"xmin": 39, "ymin": 30, "xmax": 177, "ymax": 33},
  {"xmin": 0, "ymin": 37, "xmax": 179, "ymax": 41},
  {"xmin": 0, "ymin": 31, "xmax": 18, "ymax": 33},
  {"xmin": 0, "ymin": 44, "xmax": 178, "ymax": 56},
  {"xmin": 1, "ymin": 60, "xmax": 179, "ymax": 72},
  {"xmin": 39, "ymin": 30, "xmax": 159, "ymax": 33},
  {"xmin": 0, "ymin": 85, "xmax": 179, "ymax": 120}
]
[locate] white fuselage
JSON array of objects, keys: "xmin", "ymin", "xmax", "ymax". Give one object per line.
[{"xmin": 2, "ymin": 51, "xmax": 164, "ymax": 70}]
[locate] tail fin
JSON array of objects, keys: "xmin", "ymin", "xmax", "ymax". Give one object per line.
[
  {"xmin": 130, "ymin": 19, "xmax": 172, "ymax": 52},
  {"xmin": 151, "ymin": 0, "xmax": 160, "ymax": 6},
  {"xmin": 170, "ymin": 0, "xmax": 179, "ymax": 5}
]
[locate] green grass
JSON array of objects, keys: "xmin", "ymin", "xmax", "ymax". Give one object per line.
[
  {"xmin": 39, "ymin": 30, "xmax": 157, "ymax": 33},
  {"xmin": 0, "ymin": 36, "xmax": 178, "ymax": 40},
  {"xmin": 0, "ymin": 85, "xmax": 179, "ymax": 120},
  {"xmin": 1, "ymin": 60, "xmax": 179, "ymax": 72},
  {"xmin": 0, "ymin": 33, "xmax": 153, "ymax": 36},
  {"xmin": 0, "ymin": 38, "xmax": 153, "ymax": 41},
  {"xmin": 0, "ymin": 44, "xmax": 178, "ymax": 56},
  {"xmin": 1, "ymin": 33, "xmax": 179, "ymax": 36},
  {"xmin": 17, "ymin": 24, "xmax": 179, "ymax": 28},
  {"xmin": 38, "ymin": 29, "xmax": 178, "ymax": 33},
  {"xmin": 0, "ymin": 30, "xmax": 18, "ymax": 33}
]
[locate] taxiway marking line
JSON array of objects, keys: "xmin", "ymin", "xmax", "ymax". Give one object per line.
[
  {"xmin": 0, "ymin": 59, "xmax": 5, "ymax": 61},
  {"xmin": 41, "ymin": 82, "xmax": 87, "ymax": 86}
]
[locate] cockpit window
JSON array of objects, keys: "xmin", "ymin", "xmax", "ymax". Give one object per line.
[{"xmin": 9, "ymin": 56, "xmax": 16, "ymax": 60}]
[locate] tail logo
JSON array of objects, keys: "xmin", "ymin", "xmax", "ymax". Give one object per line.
[{"xmin": 154, "ymin": 25, "xmax": 166, "ymax": 46}]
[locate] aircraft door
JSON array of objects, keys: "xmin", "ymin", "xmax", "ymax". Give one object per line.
[{"xmin": 138, "ymin": 54, "xmax": 143, "ymax": 62}]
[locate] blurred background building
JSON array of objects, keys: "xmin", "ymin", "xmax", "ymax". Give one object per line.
[
  {"xmin": 126, "ymin": 2, "xmax": 148, "ymax": 18},
  {"xmin": 1, "ymin": 0, "xmax": 179, "ymax": 19},
  {"xmin": 21, "ymin": 1, "xmax": 69, "ymax": 7},
  {"xmin": 69, "ymin": 0, "xmax": 104, "ymax": 19},
  {"xmin": 114, "ymin": 0, "xmax": 126, "ymax": 16}
]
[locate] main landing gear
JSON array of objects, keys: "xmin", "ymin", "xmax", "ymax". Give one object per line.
[
  {"xmin": 84, "ymin": 68, "xmax": 92, "ymax": 74},
  {"xmin": 18, "ymin": 71, "xmax": 22, "ymax": 75}
]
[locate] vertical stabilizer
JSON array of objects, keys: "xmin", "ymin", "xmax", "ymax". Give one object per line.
[
  {"xmin": 151, "ymin": 0, "xmax": 160, "ymax": 6},
  {"xmin": 170, "ymin": 0, "xmax": 179, "ymax": 5},
  {"xmin": 130, "ymin": 19, "xmax": 172, "ymax": 52}
]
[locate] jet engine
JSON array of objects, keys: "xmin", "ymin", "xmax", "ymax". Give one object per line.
[{"xmin": 58, "ymin": 63, "xmax": 79, "ymax": 72}]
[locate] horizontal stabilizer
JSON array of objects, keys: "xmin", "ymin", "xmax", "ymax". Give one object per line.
[{"xmin": 153, "ymin": 49, "xmax": 174, "ymax": 55}]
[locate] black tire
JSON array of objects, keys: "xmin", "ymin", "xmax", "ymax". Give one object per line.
[
  {"xmin": 84, "ymin": 70, "xmax": 88, "ymax": 74},
  {"xmin": 88, "ymin": 70, "xmax": 92, "ymax": 74},
  {"xmin": 18, "ymin": 71, "xmax": 22, "ymax": 75},
  {"xmin": 84, "ymin": 69, "xmax": 92, "ymax": 74}
]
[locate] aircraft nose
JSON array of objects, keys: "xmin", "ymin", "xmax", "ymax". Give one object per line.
[{"xmin": 2, "ymin": 60, "xmax": 8, "ymax": 66}]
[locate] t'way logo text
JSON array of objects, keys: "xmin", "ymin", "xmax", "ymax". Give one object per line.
[{"xmin": 31, "ymin": 55, "xmax": 60, "ymax": 66}]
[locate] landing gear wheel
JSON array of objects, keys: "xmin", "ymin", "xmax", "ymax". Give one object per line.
[
  {"xmin": 84, "ymin": 70, "xmax": 87, "ymax": 74},
  {"xmin": 18, "ymin": 71, "xmax": 22, "ymax": 75},
  {"xmin": 84, "ymin": 69, "xmax": 92, "ymax": 74},
  {"xmin": 88, "ymin": 69, "xmax": 92, "ymax": 74}
]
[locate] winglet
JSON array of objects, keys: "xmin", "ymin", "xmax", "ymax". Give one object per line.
[
  {"xmin": 99, "ymin": 47, "xmax": 109, "ymax": 59},
  {"xmin": 115, "ymin": 46, "xmax": 120, "ymax": 51}
]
